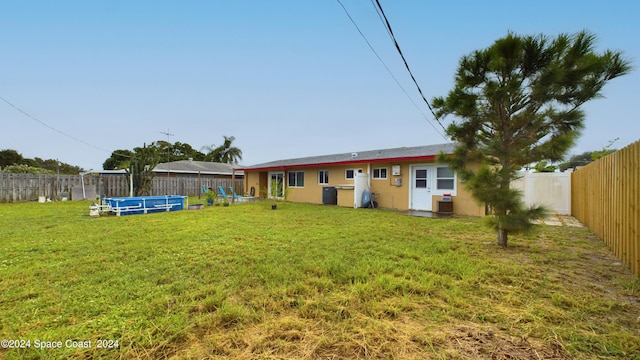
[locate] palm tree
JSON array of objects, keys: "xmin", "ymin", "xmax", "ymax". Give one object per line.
[{"xmin": 202, "ymin": 136, "xmax": 243, "ymax": 164}]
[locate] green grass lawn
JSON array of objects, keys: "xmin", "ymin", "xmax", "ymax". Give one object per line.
[{"xmin": 1, "ymin": 199, "xmax": 639, "ymax": 359}]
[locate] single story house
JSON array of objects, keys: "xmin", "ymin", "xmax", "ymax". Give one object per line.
[
  {"xmin": 153, "ymin": 160, "xmax": 244, "ymax": 179},
  {"xmin": 239, "ymin": 143, "xmax": 485, "ymax": 216}
]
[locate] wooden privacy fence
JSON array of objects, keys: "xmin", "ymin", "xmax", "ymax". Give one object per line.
[
  {"xmin": 0, "ymin": 173, "xmax": 244, "ymax": 202},
  {"xmin": 572, "ymin": 140, "xmax": 640, "ymax": 277},
  {"xmin": 150, "ymin": 177, "xmax": 244, "ymax": 198},
  {"xmin": 0, "ymin": 173, "xmax": 98, "ymax": 203}
]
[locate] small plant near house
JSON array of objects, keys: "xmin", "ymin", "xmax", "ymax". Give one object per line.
[
  {"xmin": 205, "ymin": 189, "xmax": 217, "ymax": 206},
  {"xmin": 222, "ymin": 198, "xmax": 230, "ymax": 207},
  {"xmin": 265, "ymin": 178, "xmax": 289, "ymax": 209}
]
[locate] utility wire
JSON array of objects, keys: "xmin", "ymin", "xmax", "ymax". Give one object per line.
[
  {"xmin": 0, "ymin": 95, "xmax": 133, "ymax": 161},
  {"xmin": 371, "ymin": 0, "xmax": 448, "ymax": 134},
  {"xmin": 336, "ymin": 0, "xmax": 447, "ymax": 140},
  {"xmin": 370, "ymin": 0, "xmax": 393, "ymax": 42}
]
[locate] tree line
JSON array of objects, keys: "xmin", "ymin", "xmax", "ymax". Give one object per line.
[
  {"xmin": 102, "ymin": 135, "xmax": 242, "ymax": 196},
  {"xmin": 102, "ymin": 135, "xmax": 242, "ymax": 170},
  {"xmin": 0, "ymin": 135, "xmax": 242, "ymax": 176},
  {"xmin": 0, "ymin": 149, "xmax": 83, "ymax": 174}
]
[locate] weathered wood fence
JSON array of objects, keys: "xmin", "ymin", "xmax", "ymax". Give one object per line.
[
  {"xmin": 0, "ymin": 173, "xmax": 244, "ymax": 202},
  {"xmin": 0, "ymin": 173, "xmax": 97, "ymax": 202},
  {"xmin": 572, "ymin": 140, "xmax": 640, "ymax": 277}
]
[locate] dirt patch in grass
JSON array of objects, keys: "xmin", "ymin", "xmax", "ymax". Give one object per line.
[
  {"xmin": 171, "ymin": 316, "xmax": 571, "ymax": 359},
  {"xmin": 435, "ymin": 324, "xmax": 567, "ymax": 360}
]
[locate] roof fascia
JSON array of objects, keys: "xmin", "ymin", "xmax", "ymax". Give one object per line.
[{"xmin": 239, "ymin": 154, "xmax": 441, "ymax": 172}]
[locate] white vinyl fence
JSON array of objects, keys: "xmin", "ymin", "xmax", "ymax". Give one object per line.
[{"xmin": 512, "ymin": 171, "xmax": 571, "ymax": 215}]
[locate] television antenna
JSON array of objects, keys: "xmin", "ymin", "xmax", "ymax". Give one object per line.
[{"xmin": 160, "ymin": 129, "xmax": 174, "ymax": 178}]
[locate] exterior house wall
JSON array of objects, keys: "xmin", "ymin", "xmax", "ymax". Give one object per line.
[
  {"xmin": 244, "ymin": 171, "xmax": 262, "ymax": 198},
  {"xmin": 285, "ymin": 168, "xmax": 315, "ymax": 203},
  {"xmin": 242, "ymin": 160, "xmax": 485, "ymax": 216},
  {"xmin": 369, "ymin": 162, "xmax": 409, "ymax": 210},
  {"xmin": 288, "ymin": 164, "xmax": 361, "ymax": 204},
  {"xmin": 437, "ymin": 177, "xmax": 485, "ymax": 217}
]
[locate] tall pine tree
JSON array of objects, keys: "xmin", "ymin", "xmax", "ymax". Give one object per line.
[{"xmin": 433, "ymin": 31, "xmax": 630, "ymax": 247}]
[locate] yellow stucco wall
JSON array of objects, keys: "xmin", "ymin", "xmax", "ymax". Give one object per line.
[
  {"xmin": 244, "ymin": 171, "xmax": 262, "ymax": 198},
  {"xmin": 368, "ymin": 162, "xmax": 409, "ymax": 210},
  {"xmin": 430, "ymin": 178, "xmax": 485, "ymax": 217},
  {"xmin": 243, "ymin": 161, "xmax": 485, "ymax": 216},
  {"xmin": 288, "ymin": 165, "xmax": 362, "ymax": 204},
  {"xmin": 337, "ymin": 188, "xmax": 354, "ymax": 207}
]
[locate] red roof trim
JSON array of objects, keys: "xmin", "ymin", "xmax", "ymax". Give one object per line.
[{"xmin": 237, "ymin": 155, "xmax": 438, "ymax": 172}]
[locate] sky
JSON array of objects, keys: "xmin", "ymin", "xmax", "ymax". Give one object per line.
[{"xmin": 1, "ymin": 1, "xmax": 638, "ymax": 171}]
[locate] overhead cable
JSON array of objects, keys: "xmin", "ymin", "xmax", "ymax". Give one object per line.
[
  {"xmin": 336, "ymin": 0, "xmax": 447, "ymax": 140},
  {"xmin": 371, "ymin": 0, "xmax": 448, "ymax": 134},
  {"xmin": 0, "ymin": 95, "xmax": 133, "ymax": 160}
]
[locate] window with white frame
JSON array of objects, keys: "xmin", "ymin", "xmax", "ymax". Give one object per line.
[
  {"xmin": 288, "ymin": 171, "xmax": 304, "ymax": 187},
  {"xmin": 436, "ymin": 166, "xmax": 455, "ymax": 190},
  {"xmin": 318, "ymin": 170, "xmax": 329, "ymax": 184},
  {"xmin": 345, "ymin": 168, "xmax": 362, "ymax": 180},
  {"xmin": 372, "ymin": 167, "xmax": 388, "ymax": 180}
]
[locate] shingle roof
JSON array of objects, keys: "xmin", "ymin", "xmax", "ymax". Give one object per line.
[
  {"xmin": 241, "ymin": 143, "xmax": 456, "ymax": 170},
  {"xmin": 154, "ymin": 160, "xmax": 244, "ymax": 175}
]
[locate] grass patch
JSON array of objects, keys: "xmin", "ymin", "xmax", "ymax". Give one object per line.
[{"xmin": 0, "ymin": 200, "xmax": 639, "ymax": 359}]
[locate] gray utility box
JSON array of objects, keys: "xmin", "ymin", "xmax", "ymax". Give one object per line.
[{"xmin": 322, "ymin": 187, "xmax": 337, "ymax": 205}]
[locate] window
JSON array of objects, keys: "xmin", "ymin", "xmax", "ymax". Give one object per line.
[
  {"xmin": 345, "ymin": 168, "xmax": 362, "ymax": 180},
  {"xmin": 415, "ymin": 169, "xmax": 428, "ymax": 188},
  {"xmin": 288, "ymin": 171, "xmax": 304, "ymax": 187},
  {"xmin": 436, "ymin": 167, "xmax": 455, "ymax": 190},
  {"xmin": 372, "ymin": 167, "xmax": 388, "ymax": 179},
  {"xmin": 318, "ymin": 170, "xmax": 329, "ymax": 184}
]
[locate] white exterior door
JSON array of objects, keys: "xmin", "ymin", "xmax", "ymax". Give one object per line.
[
  {"xmin": 268, "ymin": 172, "xmax": 284, "ymax": 199},
  {"xmin": 411, "ymin": 165, "xmax": 432, "ymax": 211}
]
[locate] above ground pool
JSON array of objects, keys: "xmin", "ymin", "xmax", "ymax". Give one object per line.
[{"xmin": 101, "ymin": 195, "xmax": 187, "ymax": 216}]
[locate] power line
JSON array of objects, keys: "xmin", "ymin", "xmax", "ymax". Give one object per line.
[
  {"xmin": 336, "ymin": 0, "xmax": 447, "ymax": 141},
  {"xmin": 370, "ymin": 0, "xmax": 393, "ymax": 42},
  {"xmin": 0, "ymin": 95, "xmax": 114, "ymax": 153},
  {"xmin": 370, "ymin": 0, "xmax": 448, "ymax": 134},
  {"xmin": 0, "ymin": 95, "xmax": 134, "ymax": 162}
]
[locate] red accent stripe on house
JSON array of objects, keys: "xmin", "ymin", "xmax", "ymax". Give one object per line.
[{"xmin": 237, "ymin": 155, "xmax": 438, "ymax": 172}]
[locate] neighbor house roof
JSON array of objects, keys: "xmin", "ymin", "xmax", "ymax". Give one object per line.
[
  {"xmin": 240, "ymin": 143, "xmax": 456, "ymax": 171},
  {"xmin": 97, "ymin": 169, "xmax": 127, "ymax": 175},
  {"xmin": 154, "ymin": 160, "xmax": 244, "ymax": 176}
]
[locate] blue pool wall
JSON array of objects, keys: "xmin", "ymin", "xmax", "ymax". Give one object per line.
[{"xmin": 103, "ymin": 195, "xmax": 186, "ymax": 215}]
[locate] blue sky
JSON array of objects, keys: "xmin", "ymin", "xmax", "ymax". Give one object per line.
[{"xmin": 1, "ymin": 1, "xmax": 638, "ymax": 171}]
